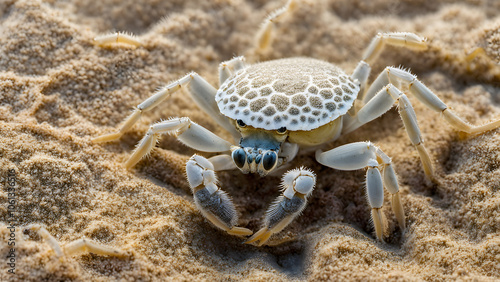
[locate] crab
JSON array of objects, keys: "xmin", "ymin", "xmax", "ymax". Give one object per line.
[{"xmin": 92, "ymin": 0, "xmax": 500, "ymax": 246}]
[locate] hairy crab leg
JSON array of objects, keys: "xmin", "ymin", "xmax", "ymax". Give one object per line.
[
  {"xmin": 350, "ymin": 32, "xmax": 426, "ymax": 110},
  {"xmin": 123, "ymin": 117, "xmax": 232, "ymax": 169},
  {"xmin": 92, "ymin": 72, "xmax": 239, "ymax": 144},
  {"xmin": 344, "ymin": 66, "xmax": 500, "ymax": 179},
  {"xmin": 255, "ymin": 0, "xmax": 297, "ymax": 52}
]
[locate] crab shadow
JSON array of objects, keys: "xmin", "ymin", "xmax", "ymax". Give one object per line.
[{"xmin": 188, "ymin": 221, "xmax": 309, "ymax": 278}]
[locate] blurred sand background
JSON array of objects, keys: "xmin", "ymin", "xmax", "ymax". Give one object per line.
[{"xmin": 1, "ymin": 0, "xmax": 500, "ymax": 280}]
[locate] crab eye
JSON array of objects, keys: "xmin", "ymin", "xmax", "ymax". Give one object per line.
[
  {"xmin": 236, "ymin": 119, "xmax": 246, "ymax": 128},
  {"xmin": 232, "ymin": 148, "xmax": 246, "ymax": 168},
  {"xmin": 276, "ymin": 127, "xmax": 287, "ymax": 134},
  {"xmin": 262, "ymin": 151, "xmax": 277, "ymax": 171}
]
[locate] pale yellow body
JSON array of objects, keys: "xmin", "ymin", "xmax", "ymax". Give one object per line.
[
  {"xmin": 288, "ymin": 117, "xmax": 343, "ymax": 146},
  {"xmin": 233, "ymin": 116, "xmax": 343, "ymax": 147}
]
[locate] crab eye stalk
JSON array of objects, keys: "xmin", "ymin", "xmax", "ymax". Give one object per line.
[
  {"xmin": 232, "ymin": 148, "xmax": 246, "ymax": 168},
  {"xmin": 262, "ymin": 151, "xmax": 278, "ymax": 171},
  {"xmin": 276, "ymin": 127, "xmax": 287, "ymax": 134},
  {"xmin": 236, "ymin": 119, "xmax": 246, "ymax": 128}
]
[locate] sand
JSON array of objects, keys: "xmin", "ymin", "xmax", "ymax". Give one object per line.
[{"xmin": 1, "ymin": 0, "xmax": 500, "ymax": 281}]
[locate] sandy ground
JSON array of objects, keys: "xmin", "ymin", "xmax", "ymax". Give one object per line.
[{"xmin": 1, "ymin": 0, "xmax": 500, "ymax": 281}]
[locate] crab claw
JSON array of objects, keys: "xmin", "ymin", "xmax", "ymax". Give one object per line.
[
  {"xmin": 245, "ymin": 167, "xmax": 315, "ymax": 246},
  {"xmin": 244, "ymin": 195, "xmax": 307, "ymax": 246},
  {"xmin": 187, "ymin": 155, "xmax": 252, "ymax": 237},
  {"xmin": 244, "ymin": 227, "xmax": 273, "ymax": 246}
]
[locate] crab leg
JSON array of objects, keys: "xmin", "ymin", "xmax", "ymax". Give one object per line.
[
  {"xmin": 255, "ymin": 0, "xmax": 297, "ymax": 51},
  {"xmin": 345, "ymin": 67, "xmax": 500, "ymax": 178},
  {"xmin": 219, "ymin": 56, "xmax": 247, "ymax": 84},
  {"xmin": 94, "ymin": 32, "xmax": 142, "ymax": 47},
  {"xmin": 245, "ymin": 167, "xmax": 316, "ymax": 246},
  {"xmin": 362, "ymin": 67, "xmax": 500, "ymax": 135},
  {"xmin": 351, "ymin": 32, "xmax": 426, "ymax": 106},
  {"xmin": 124, "ymin": 117, "xmax": 232, "ymax": 169},
  {"xmin": 25, "ymin": 224, "xmax": 127, "ymax": 258},
  {"xmin": 362, "ymin": 32, "xmax": 427, "ymax": 65},
  {"xmin": 316, "ymin": 142, "xmax": 405, "ymax": 241},
  {"xmin": 344, "ymin": 84, "xmax": 434, "ymax": 178},
  {"xmin": 186, "ymin": 155, "xmax": 253, "ymax": 236},
  {"xmin": 351, "ymin": 61, "xmax": 371, "ymax": 99},
  {"xmin": 92, "ymin": 72, "xmax": 238, "ymax": 144}
]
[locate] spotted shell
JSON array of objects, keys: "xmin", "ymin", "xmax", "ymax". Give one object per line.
[{"xmin": 215, "ymin": 57, "xmax": 360, "ymax": 131}]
